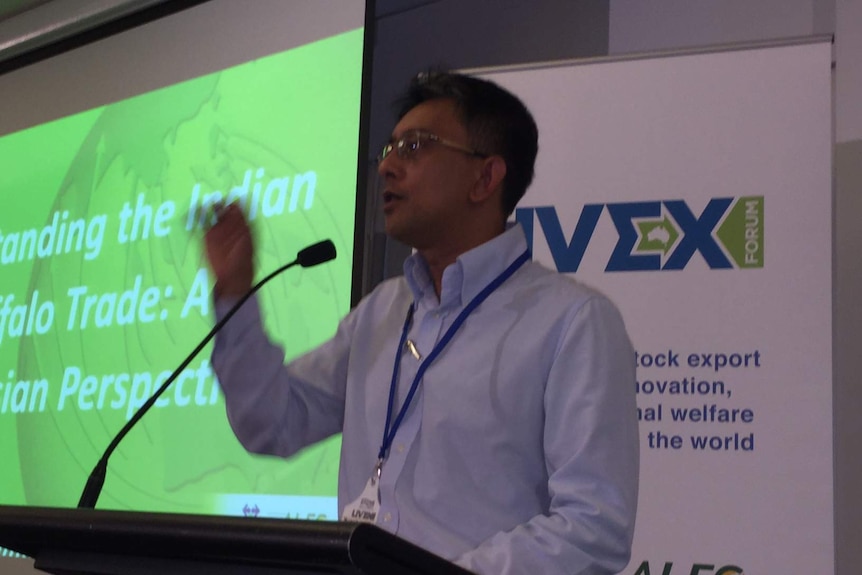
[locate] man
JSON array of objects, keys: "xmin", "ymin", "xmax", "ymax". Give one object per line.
[{"xmin": 206, "ymin": 72, "xmax": 639, "ymax": 574}]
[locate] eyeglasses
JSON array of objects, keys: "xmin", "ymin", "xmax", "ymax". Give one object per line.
[{"xmin": 378, "ymin": 130, "xmax": 488, "ymax": 163}]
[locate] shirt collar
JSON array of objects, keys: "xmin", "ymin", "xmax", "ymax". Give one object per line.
[{"xmin": 403, "ymin": 223, "xmax": 530, "ymax": 311}]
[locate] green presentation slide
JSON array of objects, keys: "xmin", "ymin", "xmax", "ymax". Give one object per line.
[{"xmin": 0, "ymin": 28, "xmax": 363, "ymax": 521}]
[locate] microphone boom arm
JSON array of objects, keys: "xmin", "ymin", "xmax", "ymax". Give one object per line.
[{"xmin": 77, "ymin": 239, "xmax": 336, "ymax": 509}]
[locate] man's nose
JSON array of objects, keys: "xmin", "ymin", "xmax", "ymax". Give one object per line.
[{"xmin": 377, "ymin": 151, "xmax": 401, "ymax": 179}]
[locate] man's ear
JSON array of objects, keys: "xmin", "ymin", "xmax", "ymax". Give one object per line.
[{"xmin": 470, "ymin": 155, "xmax": 507, "ymax": 204}]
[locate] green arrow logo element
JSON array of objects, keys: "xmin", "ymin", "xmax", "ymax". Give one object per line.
[
  {"xmin": 717, "ymin": 196, "xmax": 764, "ymax": 268},
  {"xmin": 636, "ymin": 216, "xmax": 679, "ymax": 255}
]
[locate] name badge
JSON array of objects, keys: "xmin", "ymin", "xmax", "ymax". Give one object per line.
[{"xmin": 341, "ymin": 474, "xmax": 380, "ymax": 524}]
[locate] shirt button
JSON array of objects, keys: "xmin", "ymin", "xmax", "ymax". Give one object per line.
[
  {"xmin": 384, "ymin": 513, "xmax": 392, "ymax": 522},
  {"xmin": 396, "ymin": 444, "xmax": 405, "ymax": 453}
]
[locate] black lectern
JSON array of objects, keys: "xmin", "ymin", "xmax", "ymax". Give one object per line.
[{"xmin": 0, "ymin": 505, "xmax": 473, "ymax": 574}]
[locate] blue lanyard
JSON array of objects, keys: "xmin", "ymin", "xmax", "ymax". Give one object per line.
[{"xmin": 377, "ymin": 249, "xmax": 531, "ymax": 464}]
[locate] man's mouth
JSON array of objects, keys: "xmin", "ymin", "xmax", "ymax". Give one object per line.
[{"xmin": 383, "ymin": 191, "xmax": 404, "ymax": 204}]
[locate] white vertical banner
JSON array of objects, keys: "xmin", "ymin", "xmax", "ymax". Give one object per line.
[{"xmin": 473, "ymin": 39, "xmax": 833, "ymax": 575}]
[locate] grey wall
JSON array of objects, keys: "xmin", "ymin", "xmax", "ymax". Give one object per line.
[
  {"xmin": 832, "ymin": 0, "xmax": 862, "ymax": 570},
  {"xmin": 834, "ymin": 139, "xmax": 862, "ymax": 575},
  {"xmin": 608, "ymin": 0, "xmax": 833, "ymax": 53},
  {"xmin": 835, "ymin": 0, "xmax": 862, "ymax": 142}
]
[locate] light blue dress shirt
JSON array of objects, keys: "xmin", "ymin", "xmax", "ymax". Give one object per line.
[{"xmin": 213, "ymin": 223, "xmax": 639, "ymax": 575}]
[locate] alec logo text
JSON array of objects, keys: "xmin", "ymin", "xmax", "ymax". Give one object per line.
[
  {"xmin": 632, "ymin": 562, "xmax": 744, "ymax": 575},
  {"xmin": 516, "ymin": 197, "xmax": 763, "ymax": 272}
]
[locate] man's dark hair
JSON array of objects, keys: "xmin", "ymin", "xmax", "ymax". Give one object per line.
[{"xmin": 395, "ymin": 71, "xmax": 539, "ymax": 217}]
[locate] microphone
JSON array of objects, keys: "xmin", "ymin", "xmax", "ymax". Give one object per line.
[
  {"xmin": 297, "ymin": 240, "xmax": 336, "ymax": 267},
  {"xmin": 77, "ymin": 239, "xmax": 337, "ymax": 509}
]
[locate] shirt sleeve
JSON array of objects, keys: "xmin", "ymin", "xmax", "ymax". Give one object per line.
[
  {"xmin": 453, "ymin": 296, "xmax": 640, "ymax": 575},
  {"xmin": 211, "ymin": 294, "xmax": 352, "ymax": 458}
]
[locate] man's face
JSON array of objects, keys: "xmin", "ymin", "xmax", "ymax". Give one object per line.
[{"xmin": 377, "ymin": 98, "xmax": 484, "ymax": 251}]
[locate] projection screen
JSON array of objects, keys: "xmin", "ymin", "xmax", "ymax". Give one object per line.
[{"xmin": 0, "ymin": 1, "xmax": 372, "ymax": 567}]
